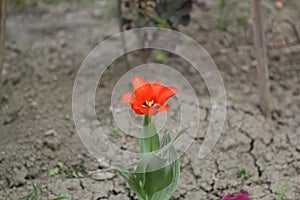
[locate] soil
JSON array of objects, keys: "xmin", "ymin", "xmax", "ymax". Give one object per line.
[{"xmin": 1, "ymin": 1, "xmax": 300, "ymax": 199}]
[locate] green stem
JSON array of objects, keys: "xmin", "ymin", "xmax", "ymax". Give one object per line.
[{"xmin": 148, "ymin": 116, "xmax": 152, "ymax": 152}]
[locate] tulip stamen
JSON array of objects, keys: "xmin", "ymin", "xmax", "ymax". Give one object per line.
[{"xmin": 142, "ymin": 100, "xmax": 155, "ymax": 107}]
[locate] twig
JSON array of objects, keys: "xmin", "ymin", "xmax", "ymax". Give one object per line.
[
  {"xmin": 252, "ymin": 0, "xmax": 271, "ymax": 117},
  {"xmin": 0, "ymin": 0, "xmax": 7, "ymax": 105}
]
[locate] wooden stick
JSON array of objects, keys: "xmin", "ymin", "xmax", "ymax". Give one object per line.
[
  {"xmin": 0, "ymin": 0, "xmax": 6, "ymax": 104},
  {"xmin": 252, "ymin": 0, "xmax": 271, "ymax": 117}
]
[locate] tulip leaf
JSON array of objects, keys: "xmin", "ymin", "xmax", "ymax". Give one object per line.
[
  {"xmin": 151, "ymin": 130, "xmax": 180, "ymax": 200},
  {"xmin": 19, "ymin": 192, "xmax": 33, "ymax": 200},
  {"xmin": 140, "ymin": 115, "xmax": 160, "ymax": 154},
  {"xmin": 113, "ymin": 164, "xmax": 146, "ymax": 200},
  {"xmin": 32, "ymin": 182, "xmax": 39, "ymax": 200},
  {"xmin": 155, "ymin": 127, "xmax": 189, "ymax": 156},
  {"xmin": 135, "ymin": 153, "xmax": 173, "ymax": 199}
]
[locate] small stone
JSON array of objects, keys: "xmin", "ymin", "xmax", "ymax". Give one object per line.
[
  {"xmin": 65, "ymin": 114, "xmax": 70, "ymax": 120},
  {"xmin": 31, "ymin": 101, "xmax": 38, "ymax": 107},
  {"xmin": 90, "ymin": 171, "xmax": 115, "ymax": 181},
  {"xmin": 43, "ymin": 138, "xmax": 61, "ymax": 151},
  {"xmin": 44, "ymin": 129, "xmax": 57, "ymax": 136}
]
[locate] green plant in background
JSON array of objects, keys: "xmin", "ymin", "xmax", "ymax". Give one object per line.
[
  {"xmin": 120, "ymin": 0, "xmax": 193, "ymax": 30},
  {"xmin": 48, "ymin": 161, "xmax": 64, "ymax": 177},
  {"xmin": 19, "ymin": 183, "xmax": 39, "ymax": 200},
  {"xmin": 217, "ymin": 0, "xmax": 251, "ymax": 32},
  {"xmin": 113, "ymin": 126, "xmax": 120, "ymax": 137},
  {"xmin": 155, "ymin": 52, "xmax": 168, "ymax": 63},
  {"xmin": 48, "ymin": 161, "xmax": 84, "ymax": 178},
  {"xmin": 237, "ymin": 168, "xmax": 250, "ymax": 180},
  {"xmin": 19, "ymin": 182, "xmax": 71, "ymax": 200},
  {"xmin": 275, "ymin": 187, "xmax": 292, "ymax": 200},
  {"xmin": 65, "ymin": 170, "xmax": 85, "ymax": 178}
]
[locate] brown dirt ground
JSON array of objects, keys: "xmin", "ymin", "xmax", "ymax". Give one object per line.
[{"xmin": 1, "ymin": 0, "xmax": 300, "ymax": 199}]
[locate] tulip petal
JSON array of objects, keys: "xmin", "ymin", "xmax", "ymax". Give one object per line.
[
  {"xmin": 157, "ymin": 86, "xmax": 178, "ymax": 105},
  {"xmin": 122, "ymin": 92, "xmax": 134, "ymax": 103},
  {"xmin": 132, "ymin": 76, "xmax": 148, "ymax": 91},
  {"xmin": 158, "ymin": 104, "xmax": 169, "ymax": 113},
  {"xmin": 148, "ymin": 106, "xmax": 159, "ymax": 116},
  {"xmin": 134, "ymin": 83, "xmax": 153, "ymax": 101},
  {"xmin": 150, "ymin": 82, "xmax": 164, "ymax": 97}
]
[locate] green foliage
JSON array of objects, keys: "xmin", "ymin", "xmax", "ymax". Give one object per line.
[
  {"xmin": 151, "ymin": 131, "xmax": 180, "ymax": 200},
  {"xmin": 48, "ymin": 167, "xmax": 60, "ymax": 177},
  {"xmin": 48, "ymin": 161, "xmax": 84, "ymax": 178},
  {"xmin": 48, "ymin": 161, "xmax": 64, "ymax": 177},
  {"xmin": 237, "ymin": 168, "xmax": 250, "ymax": 180},
  {"xmin": 19, "ymin": 191, "xmax": 33, "ymax": 200},
  {"xmin": 66, "ymin": 170, "xmax": 85, "ymax": 178},
  {"xmin": 114, "ymin": 117, "xmax": 188, "ymax": 200},
  {"xmin": 275, "ymin": 187, "xmax": 292, "ymax": 200},
  {"xmin": 217, "ymin": 0, "xmax": 251, "ymax": 32},
  {"xmin": 51, "ymin": 195, "xmax": 71, "ymax": 200},
  {"xmin": 36, "ymin": 155, "xmax": 48, "ymax": 161},
  {"xmin": 113, "ymin": 164, "xmax": 147, "ymax": 200},
  {"xmin": 121, "ymin": 0, "xmax": 193, "ymax": 29},
  {"xmin": 135, "ymin": 153, "xmax": 174, "ymax": 199},
  {"xmin": 155, "ymin": 53, "xmax": 168, "ymax": 63},
  {"xmin": 19, "ymin": 182, "xmax": 70, "ymax": 200},
  {"xmin": 113, "ymin": 126, "xmax": 120, "ymax": 137}
]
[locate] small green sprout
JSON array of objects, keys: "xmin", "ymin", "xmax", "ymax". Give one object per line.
[
  {"xmin": 48, "ymin": 161, "xmax": 64, "ymax": 177},
  {"xmin": 113, "ymin": 126, "xmax": 119, "ymax": 137},
  {"xmin": 155, "ymin": 53, "xmax": 168, "ymax": 63},
  {"xmin": 237, "ymin": 168, "xmax": 250, "ymax": 180},
  {"xmin": 19, "ymin": 182, "xmax": 70, "ymax": 200},
  {"xmin": 66, "ymin": 170, "xmax": 85, "ymax": 179},
  {"xmin": 275, "ymin": 187, "xmax": 292, "ymax": 200}
]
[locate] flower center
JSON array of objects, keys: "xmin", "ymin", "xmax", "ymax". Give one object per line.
[{"xmin": 142, "ymin": 100, "xmax": 154, "ymax": 107}]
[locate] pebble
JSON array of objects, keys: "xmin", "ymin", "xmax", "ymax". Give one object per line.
[
  {"xmin": 44, "ymin": 129, "xmax": 57, "ymax": 136},
  {"xmin": 90, "ymin": 171, "xmax": 115, "ymax": 181}
]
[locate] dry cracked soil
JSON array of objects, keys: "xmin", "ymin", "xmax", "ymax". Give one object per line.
[{"xmin": 0, "ymin": 0, "xmax": 300, "ymax": 199}]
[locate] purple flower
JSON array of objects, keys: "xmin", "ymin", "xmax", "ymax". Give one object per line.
[{"xmin": 221, "ymin": 193, "xmax": 251, "ymax": 200}]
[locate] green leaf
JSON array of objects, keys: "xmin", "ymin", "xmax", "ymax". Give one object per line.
[
  {"xmin": 156, "ymin": 127, "xmax": 189, "ymax": 156},
  {"xmin": 48, "ymin": 167, "xmax": 60, "ymax": 177},
  {"xmin": 32, "ymin": 182, "xmax": 39, "ymax": 200},
  {"xmin": 66, "ymin": 170, "xmax": 84, "ymax": 179},
  {"xmin": 219, "ymin": 0, "xmax": 226, "ymax": 12},
  {"xmin": 113, "ymin": 164, "xmax": 146, "ymax": 200},
  {"xmin": 19, "ymin": 192, "xmax": 33, "ymax": 200},
  {"xmin": 275, "ymin": 187, "xmax": 292, "ymax": 200},
  {"xmin": 155, "ymin": 53, "xmax": 168, "ymax": 63},
  {"xmin": 237, "ymin": 168, "xmax": 250, "ymax": 180},
  {"xmin": 153, "ymin": 16, "xmax": 169, "ymax": 28},
  {"xmin": 113, "ymin": 126, "xmax": 119, "ymax": 136},
  {"xmin": 151, "ymin": 131, "xmax": 180, "ymax": 200},
  {"xmin": 135, "ymin": 153, "xmax": 173, "ymax": 199},
  {"xmin": 51, "ymin": 194, "xmax": 71, "ymax": 200},
  {"xmin": 76, "ymin": 172, "xmax": 85, "ymax": 178},
  {"xmin": 140, "ymin": 115, "xmax": 160, "ymax": 155},
  {"xmin": 57, "ymin": 161, "xmax": 64, "ymax": 170}
]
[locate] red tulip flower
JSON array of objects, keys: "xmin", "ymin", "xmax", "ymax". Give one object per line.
[{"xmin": 122, "ymin": 76, "xmax": 178, "ymax": 116}]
